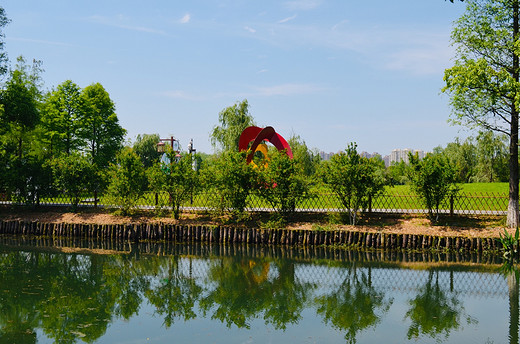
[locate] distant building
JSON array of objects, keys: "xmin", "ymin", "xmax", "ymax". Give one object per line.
[
  {"xmin": 389, "ymin": 148, "xmax": 426, "ymax": 165},
  {"xmin": 319, "ymin": 151, "xmax": 336, "ymax": 161}
]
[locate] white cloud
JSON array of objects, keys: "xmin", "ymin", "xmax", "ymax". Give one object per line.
[
  {"xmin": 278, "ymin": 14, "xmax": 297, "ymax": 24},
  {"xmin": 88, "ymin": 15, "xmax": 167, "ymax": 35},
  {"xmin": 180, "ymin": 14, "xmax": 191, "ymax": 24},
  {"xmin": 244, "ymin": 26, "xmax": 256, "ymax": 33},
  {"xmin": 7, "ymin": 37, "xmax": 76, "ymax": 47},
  {"xmin": 284, "ymin": 0, "xmax": 322, "ymax": 11},
  {"xmin": 241, "ymin": 19, "xmax": 454, "ymax": 76}
]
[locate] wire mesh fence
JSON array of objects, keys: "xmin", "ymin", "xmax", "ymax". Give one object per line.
[{"xmin": 1, "ymin": 189, "xmax": 508, "ymax": 216}]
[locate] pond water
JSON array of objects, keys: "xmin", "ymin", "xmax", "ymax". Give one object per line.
[{"xmin": 0, "ymin": 237, "xmax": 517, "ymax": 344}]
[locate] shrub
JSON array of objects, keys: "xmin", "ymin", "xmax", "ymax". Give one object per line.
[
  {"xmin": 149, "ymin": 148, "xmax": 199, "ymax": 219},
  {"xmin": 203, "ymin": 150, "xmax": 257, "ymax": 215},
  {"xmin": 107, "ymin": 148, "xmax": 148, "ymax": 214},
  {"xmin": 255, "ymin": 149, "xmax": 309, "ymax": 217},
  {"xmin": 320, "ymin": 143, "xmax": 385, "ymax": 225},
  {"xmin": 408, "ymin": 153, "xmax": 458, "ymax": 223},
  {"xmin": 50, "ymin": 153, "xmax": 98, "ymax": 210}
]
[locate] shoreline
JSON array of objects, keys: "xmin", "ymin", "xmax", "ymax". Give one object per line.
[{"xmin": 0, "ymin": 214, "xmax": 506, "ymax": 253}]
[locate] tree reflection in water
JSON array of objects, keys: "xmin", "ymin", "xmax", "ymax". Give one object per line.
[
  {"xmin": 198, "ymin": 256, "xmax": 316, "ymax": 329},
  {"xmin": 314, "ymin": 265, "xmax": 393, "ymax": 344},
  {"xmin": 145, "ymin": 255, "xmax": 202, "ymax": 328},
  {"xmin": 0, "ymin": 243, "xmax": 514, "ymax": 343},
  {"xmin": 404, "ymin": 270, "xmax": 475, "ymax": 342}
]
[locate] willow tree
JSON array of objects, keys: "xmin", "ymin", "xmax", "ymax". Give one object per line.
[
  {"xmin": 443, "ymin": 0, "xmax": 520, "ymax": 227},
  {"xmin": 210, "ymin": 99, "xmax": 255, "ymax": 152}
]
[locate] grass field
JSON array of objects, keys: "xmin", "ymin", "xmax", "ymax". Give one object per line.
[
  {"xmin": 386, "ymin": 182, "xmax": 508, "ymax": 195},
  {"xmin": 30, "ymin": 182, "xmax": 509, "ymax": 214}
]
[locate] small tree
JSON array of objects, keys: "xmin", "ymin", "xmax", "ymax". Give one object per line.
[
  {"xmin": 149, "ymin": 149, "xmax": 199, "ymax": 219},
  {"xmin": 255, "ymin": 149, "xmax": 309, "ymax": 217},
  {"xmin": 408, "ymin": 153, "xmax": 458, "ymax": 223},
  {"xmin": 51, "ymin": 153, "xmax": 97, "ymax": 210},
  {"xmin": 132, "ymin": 133, "xmax": 161, "ymax": 168},
  {"xmin": 320, "ymin": 143, "xmax": 385, "ymax": 225},
  {"xmin": 205, "ymin": 150, "xmax": 257, "ymax": 215},
  {"xmin": 107, "ymin": 148, "xmax": 148, "ymax": 214}
]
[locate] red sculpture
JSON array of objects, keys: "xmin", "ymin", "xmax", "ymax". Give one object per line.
[{"xmin": 238, "ymin": 126, "xmax": 293, "ymax": 163}]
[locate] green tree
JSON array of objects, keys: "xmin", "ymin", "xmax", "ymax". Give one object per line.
[
  {"xmin": 473, "ymin": 131, "xmax": 508, "ymax": 182},
  {"xmin": 320, "ymin": 143, "xmax": 385, "ymax": 225},
  {"xmin": 78, "ymin": 83, "xmax": 125, "ymax": 167},
  {"xmin": 255, "ymin": 149, "xmax": 310, "ymax": 217},
  {"xmin": 408, "ymin": 153, "xmax": 458, "ymax": 222},
  {"xmin": 442, "ymin": 137, "xmax": 477, "ymax": 183},
  {"xmin": 204, "ymin": 150, "xmax": 258, "ymax": 215},
  {"xmin": 387, "ymin": 160, "xmax": 411, "ymax": 186},
  {"xmin": 149, "ymin": 148, "xmax": 199, "ymax": 219},
  {"xmin": 132, "ymin": 133, "xmax": 161, "ymax": 168},
  {"xmin": 50, "ymin": 153, "xmax": 98, "ymax": 210},
  {"xmin": 287, "ymin": 134, "xmax": 321, "ymax": 177},
  {"xmin": 210, "ymin": 99, "xmax": 255, "ymax": 152},
  {"xmin": 0, "ymin": 6, "xmax": 10, "ymax": 77},
  {"xmin": 107, "ymin": 147, "xmax": 148, "ymax": 215},
  {"xmin": 442, "ymin": 0, "xmax": 520, "ymax": 227},
  {"xmin": 0, "ymin": 57, "xmax": 42, "ymax": 159},
  {"xmin": 40, "ymin": 80, "xmax": 82, "ymax": 156}
]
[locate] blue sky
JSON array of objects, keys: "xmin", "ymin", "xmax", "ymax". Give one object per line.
[{"xmin": 2, "ymin": 0, "xmax": 467, "ymax": 155}]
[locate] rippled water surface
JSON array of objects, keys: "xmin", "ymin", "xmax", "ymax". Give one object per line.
[{"xmin": 0, "ymin": 237, "xmax": 516, "ymax": 343}]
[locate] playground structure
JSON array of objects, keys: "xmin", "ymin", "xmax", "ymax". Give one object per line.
[{"xmin": 238, "ymin": 126, "xmax": 293, "ymax": 164}]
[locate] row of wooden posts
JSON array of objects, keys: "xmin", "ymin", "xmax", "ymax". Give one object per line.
[{"xmin": 0, "ymin": 220, "xmax": 502, "ymax": 253}]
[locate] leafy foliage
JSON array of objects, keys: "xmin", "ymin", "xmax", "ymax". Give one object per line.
[
  {"xmin": 107, "ymin": 148, "xmax": 148, "ymax": 215},
  {"xmin": 408, "ymin": 153, "xmax": 458, "ymax": 223},
  {"xmin": 149, "ymin": 149, "xmax": 199, "ymax": 219},
  {"xmin": 320, "ymin": 143, "xmax": 385, "ymax": 225},
  {"xmin": 50, "ymin": 153, "xmax": 98, "ymax": 210},
  {"xmin": 204, "ymin": 150, "xmax": 258, "ymax": 214},
  {"xmin": 132, "ymin": 133, "xmax": 161, "ymax": 168},
  {"xmin": 498, "ymin": 227, "xmax": 520, "ymax": 260},
  {"xmin": 255, "ymin": 149, "xmax": 310, "ymax": 217},
  {"xmin": 40, "ymin": 80, "xmax": 82, "ymax": 156},
  {"xmin": 0, "ymin": 6, "xmax": 9, "ymax": 77},
  {"xmin": 210, "ymin": 99, "xmax": 255, "ymax": 152},
  {"xmin": 78, "ymin": 83, "xmax": 126, "ymax": 168},
  {"xmin": 442, "ymin": 0, "xmax": 520, "ymax": 227}
]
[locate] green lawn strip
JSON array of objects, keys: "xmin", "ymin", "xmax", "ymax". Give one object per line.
[{"xmin": 35, "ymin": 183, "xmax": 509, "ymax": 212}]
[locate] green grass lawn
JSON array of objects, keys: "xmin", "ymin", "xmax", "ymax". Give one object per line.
[{"xmin": 34, "ymin": 182, "xmax": 509, "ymax": 212}]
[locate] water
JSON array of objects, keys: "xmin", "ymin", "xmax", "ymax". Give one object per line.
[{"xmin": 0, "ymin": 237, "xmax": 516, "ymax": 344}]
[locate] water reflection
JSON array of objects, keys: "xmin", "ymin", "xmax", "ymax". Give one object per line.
[
  {"xmin": 404, "ymin": 270, "xmax": 475, "ymax": 341},
  {"xmin": 0, "ymin": 237, "xmax": 515, "ymax": 343},
  {"xmin": 315, "ymin": 266, "xmax": 393, "ymax": 343}
]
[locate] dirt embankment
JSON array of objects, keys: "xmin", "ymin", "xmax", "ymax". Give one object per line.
[{"xmin": 0, "ymin": 208, "xmax": 509, "ymax": 239}]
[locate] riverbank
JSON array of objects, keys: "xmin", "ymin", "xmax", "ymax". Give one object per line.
[{"xmin": 0, "ymin": 207, "xmax": 508, "ymax": 238}]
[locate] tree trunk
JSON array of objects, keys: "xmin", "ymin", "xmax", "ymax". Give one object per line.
[{"xmin": 508, "ymin": 0, "xmax": 520, "ymax": 228}]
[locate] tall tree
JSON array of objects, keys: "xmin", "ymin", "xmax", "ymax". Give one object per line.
[
  {"xmin": 40, "ymin": 80, "xmax": 82, "ymax": 156},
  {"xmin": 0, "ymin": 6, "xmax": 9, "ymax": 78},
  {"xmin": 0, "ymin": 57, "xmax": 42, "ymax": 158},
  {"xmin": 78, "ymin": 83, "xmax": 125, "ymax": 167},
  {"xmin": 443, "ymin": 0, "xmax": 520, "ymax": 227},
  {"xmin": 210, "ymin": 99, "xmax": 255, "ymax": 152}
]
